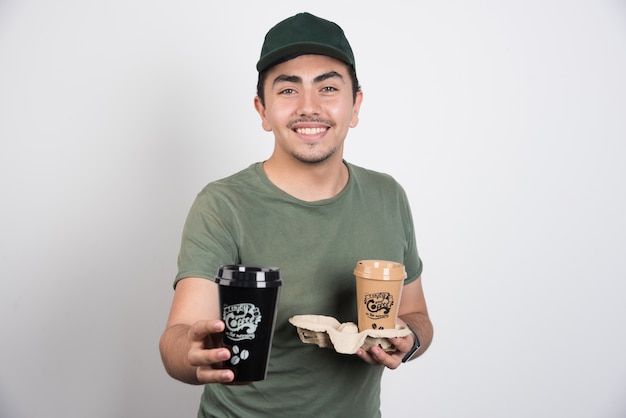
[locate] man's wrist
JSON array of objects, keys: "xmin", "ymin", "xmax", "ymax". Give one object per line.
[{"xmin": 401, "ymin": 325, "xmax": 421, "ymax": 363}]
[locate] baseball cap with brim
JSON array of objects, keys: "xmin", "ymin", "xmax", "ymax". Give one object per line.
[{"xmin": 256, "ymin": 12, "xmax": 355, "ymax": 72}]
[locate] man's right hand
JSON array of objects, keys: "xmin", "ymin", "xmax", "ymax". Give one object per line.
[
  {"xmin": 187, "ymin": 319, "xmax": 235, "ymax": 383},
  {"xmin": 159, "ymin": 278, "xmax": 231, "ymax": 385}
]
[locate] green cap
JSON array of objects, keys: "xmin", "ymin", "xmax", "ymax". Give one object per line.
[{"xmin": 256, "ymin": 12, "xmax": 355, "ymax": 72}]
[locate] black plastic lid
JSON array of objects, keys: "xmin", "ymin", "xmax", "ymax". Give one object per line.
[{"xmin": 215, "ymin": 264, "xmax": 283, "ymax": 288}]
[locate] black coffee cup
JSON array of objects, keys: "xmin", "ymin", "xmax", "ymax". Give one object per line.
[{"xmin": 215, "ymin": 265, "xmax": 282, "ymax": 382}]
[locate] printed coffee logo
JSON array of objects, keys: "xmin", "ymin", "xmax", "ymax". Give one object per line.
[
  {"xmin": 364, "ymin": 292, "xmax": 394, "ymax": 319},
  {"xmin": 223, "ymin": 303, "xmax": 262, "ymax": 341},
  {"xmin": 229, "ymin": 345, "xmax": 250, "ymax": 366}
]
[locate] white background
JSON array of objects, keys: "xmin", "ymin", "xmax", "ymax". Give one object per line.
[{"xmin": 1, "ymin": 1, "xmax": 625, "ymax": 417}]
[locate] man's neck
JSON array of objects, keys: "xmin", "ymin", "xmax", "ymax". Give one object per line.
[{"xmin": 262, "ymin": 156, "xmax": 349, "ymax": 202}]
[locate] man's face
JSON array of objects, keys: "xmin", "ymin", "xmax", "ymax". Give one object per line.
[{"xmin": 254, "ymin": 54, "xmax": 363, "ymax": 165}]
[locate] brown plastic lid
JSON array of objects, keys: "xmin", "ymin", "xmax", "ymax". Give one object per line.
[{"xmin": 353, "ymin": 260, "xmax": 406, "ymax": 281}]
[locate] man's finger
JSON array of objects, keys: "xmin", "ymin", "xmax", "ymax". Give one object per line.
[{"xmin": 189, "ymin": 319, "xmax": 225, "ymax": 341}]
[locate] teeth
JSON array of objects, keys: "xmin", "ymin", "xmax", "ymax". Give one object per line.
[{"xmin": 296, "ymin": 127, "xmax": 327, "ymax": 135}]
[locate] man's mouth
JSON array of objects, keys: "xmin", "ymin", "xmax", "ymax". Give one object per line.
[
  {"xmin": 295, "ymin": 127, "xmax": 328, "ymax": 135},
  {"xmin": 289, "ymin": 118, "xmax": 335, "ymax": 136}
]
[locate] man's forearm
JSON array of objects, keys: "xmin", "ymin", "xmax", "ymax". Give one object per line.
[
  {"xmin": 399, "ymin": 311, "xmax": 433, "ymax": 361},
  {"xmin": 159, "ymin": 324, "xmax": 201, "ymax": 385}
]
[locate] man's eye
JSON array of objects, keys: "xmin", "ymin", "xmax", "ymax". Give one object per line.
[
  {"xmin": 321, "ymin": 86, "xmax": 337, "ymax": 92},
  {"xmin": 279, "ymin": 88, "xmax": 295, "ymax": 95}
]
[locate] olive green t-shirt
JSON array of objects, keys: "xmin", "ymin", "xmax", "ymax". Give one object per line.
[{"xmin": 176, "ymin": 161, "xmax": 422, "ymax": 418}]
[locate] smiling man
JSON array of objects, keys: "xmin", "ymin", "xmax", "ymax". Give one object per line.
[
  {"xmin": 255, "ymin": 54, "xmax": 361, "ymax": 201},
  {"xmin": 159, "ymin": 12, "xmax": 433, "ymax": 418}
]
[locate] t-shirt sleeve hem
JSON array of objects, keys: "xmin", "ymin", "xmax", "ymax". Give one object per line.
[{"xmin": 173, "ymin": 272, "xmax": 216, "ymax": 289}]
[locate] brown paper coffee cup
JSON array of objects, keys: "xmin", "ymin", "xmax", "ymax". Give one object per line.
[{"xmin": 354, "ymin": 260, "xmax": 406, "ymax": 332}]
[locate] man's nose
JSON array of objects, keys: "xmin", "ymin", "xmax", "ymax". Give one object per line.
[{"xmin": 296, "ymin": 88, "xmax": 321, "ymax": 116}]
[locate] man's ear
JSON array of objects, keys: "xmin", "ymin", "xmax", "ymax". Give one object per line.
[
  {"xmin": 254, "ymin": 96, "xmax": 272, "ymax": 132},
  {"xmin": 350, "ymin": 90, "xmax": 364, "ymax": 128}
]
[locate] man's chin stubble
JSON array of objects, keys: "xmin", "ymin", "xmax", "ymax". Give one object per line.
[{"xmin": 292, "ymin": 147, "xmax": 337, "ymax": 165}]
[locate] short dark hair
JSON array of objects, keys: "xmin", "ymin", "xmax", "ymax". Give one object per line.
[{"xmin": 256, "ymin": 61, "xmax": 361, "ymax": 108}]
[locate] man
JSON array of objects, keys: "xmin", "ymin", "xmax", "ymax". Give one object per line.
[{"xmin": 159, "ymin": 12, "xmax": 433, "ymax": 417}]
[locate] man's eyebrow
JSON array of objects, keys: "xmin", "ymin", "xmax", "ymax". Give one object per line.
[
  {"xmin": 314, "ymin": 71, "xmax": 344, "ymax": 84},
  {"xmin": 272, "ymin": 74, "xmax": 302, "ymax": 86}
]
